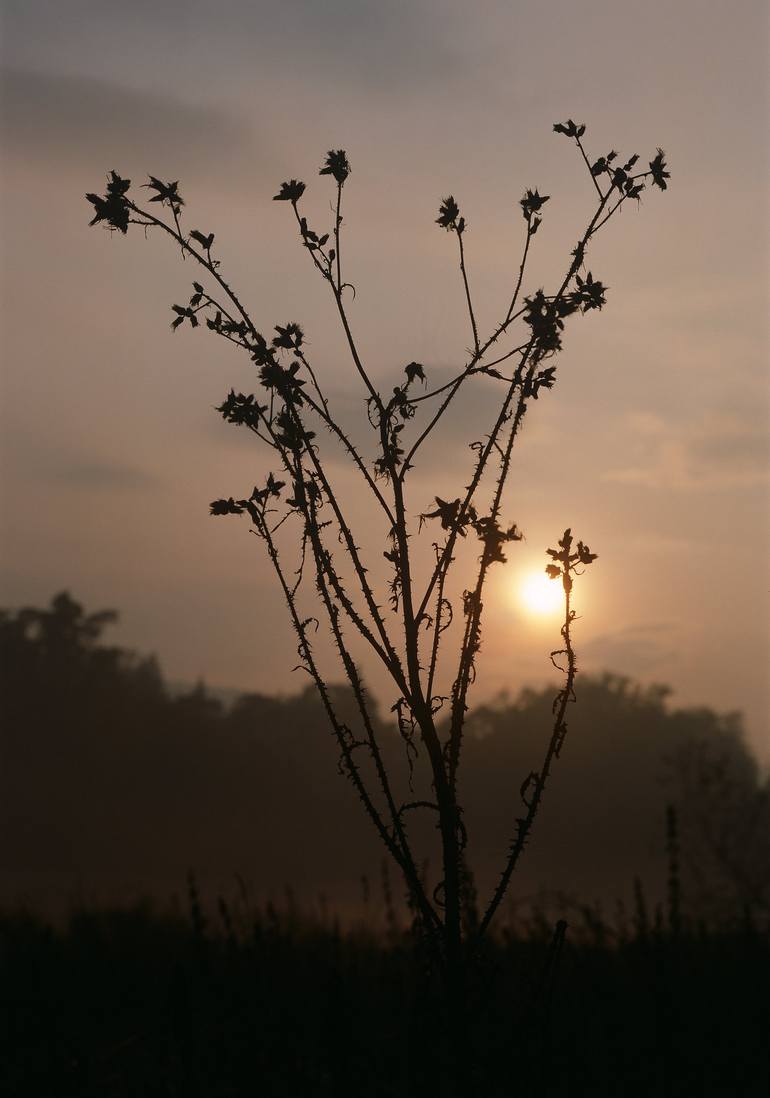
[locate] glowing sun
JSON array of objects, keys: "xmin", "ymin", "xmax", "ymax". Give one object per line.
[{"xmin": 518, "ymin": 571, "xmax": 562, "ymax": 616}]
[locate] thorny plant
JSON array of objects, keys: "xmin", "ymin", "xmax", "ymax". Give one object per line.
[{"xmin": 86, "ymin": 122, "xmax": 669, "ymax": 1008}]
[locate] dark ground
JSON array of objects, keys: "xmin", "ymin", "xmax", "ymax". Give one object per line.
[{"xmin": 2, "ymin": 897, "xmax": 768, "ymax": 1097}]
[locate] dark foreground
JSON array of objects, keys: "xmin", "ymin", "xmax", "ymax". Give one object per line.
[{"xmin": 3, "ymin": 899, "xmax": 769, "ymax": 1098}]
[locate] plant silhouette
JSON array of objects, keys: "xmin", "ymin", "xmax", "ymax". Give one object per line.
[{"xmin": 86, "ymin": 124, "xmax": 670, "ymax": 1079}]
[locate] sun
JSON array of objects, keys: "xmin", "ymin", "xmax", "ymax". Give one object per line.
[{"xmin": 518, "ymin": 570, "xmax": 562, "ymax": 617}]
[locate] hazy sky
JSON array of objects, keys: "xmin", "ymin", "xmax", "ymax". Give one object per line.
[{"xmin": 1, "ymin": 0, "xmax": 768, "ymax": 757}]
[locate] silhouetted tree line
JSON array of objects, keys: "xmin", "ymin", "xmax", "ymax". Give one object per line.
[{"xmin": 2, "ymin": 594, "xmax": 768, "ymax": 925}]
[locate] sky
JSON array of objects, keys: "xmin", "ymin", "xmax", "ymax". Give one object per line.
[{"xmin": 1, "ymin": 0, "xmax": 768, "ymax": 759}]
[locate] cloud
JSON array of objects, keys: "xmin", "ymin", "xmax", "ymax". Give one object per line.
[
  {"xmin": 0, "ymin": 67, "xmax": 249, "ymax": 176},
  {"xmin": 581, "ymin": 621, "xmax": 680, "ymax": 674},
  {"xmin": 1, "ymin": 1, "xmax": 469, "ymax": 98},
  {"xmin": 602, "ymin": 410, "xmax": 770, "ymax": 491},
  {"xmin": 52, "ymin": 461, "xmax": 160, "ymax": 492}
]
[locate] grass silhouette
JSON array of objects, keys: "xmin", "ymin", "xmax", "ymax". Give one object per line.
[{"xmin": 2, "ymin": 890, "xmax": 767, "ymax": 1097}]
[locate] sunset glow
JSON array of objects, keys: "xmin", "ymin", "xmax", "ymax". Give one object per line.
[{"xmin": 519, "ymin": 571, "xmax": 563, "ymax": 617}]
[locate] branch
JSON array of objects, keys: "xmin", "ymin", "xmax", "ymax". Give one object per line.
[
  {"xmin": 479, "ymin": 530, "xmax": 595, "ymax": 936},
  {"xmin": 504, "ymin": 223, "xmax": 534, "ymax": 324},
  {"xmin": 290, "ymin": 203, "xmax": 383, "ymax": 412},
  {"xmin": 575, "ymin": 134, "xmax": 605, "ymax": 199},
  {"xmin": 293, "ymin": 405, "xmax": 407, "ymax": 689},
  {"xmin": 417, "ymin": 183, "xmax": 616, "ymax": 622},
  {"xmin": 300, "ymin": 383, "xmax": 397, "ymax": 526},
  {"xmin": 125, "ymin": 199, "xmax": 261, "ymax": 346},
  {"xmin": 301, "ymin": 486, "xmax": 441, "ymax": 934},
  {"xmin": 456, "ymin": 226, "xmax": 480, "ymax": 355},
  {"xmin": 255, "ymin": 507, "xmax": 405, "ymax": 873},
  {"xmin": 446, "ymin": 391, "xmax": 530, "ymax": 791}
]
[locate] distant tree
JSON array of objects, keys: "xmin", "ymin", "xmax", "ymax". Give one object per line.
[
  {"xmin": 4, "ymin": 607, "xmax": 763, "ymax": 930},
  {"xmin": 1, "ymin": 591, "xmax": 116, "ymax": 667},
  {"xmin": 0, "ymin": 591, "xmax": 162, "ymax": 696},
  {"xmin": 666, "ymin": 728, "xmax": 770, "ymax": 922},
  {"xmin": 86, "ymin": 125, "xmax": 669, "ymax": 1076}
]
